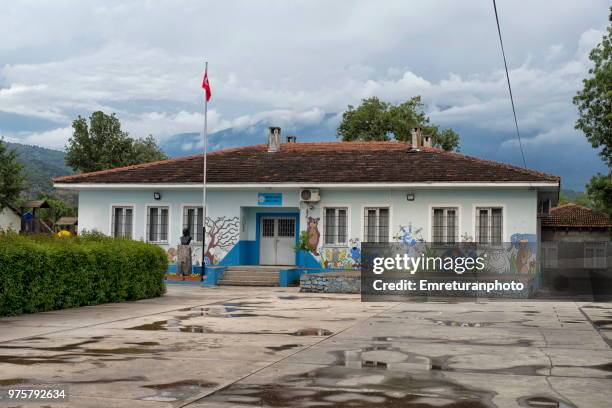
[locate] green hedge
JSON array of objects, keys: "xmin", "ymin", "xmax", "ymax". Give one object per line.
[{"xmin": 0, "ymin": 232, "xmax": 167, "ymax": 316}]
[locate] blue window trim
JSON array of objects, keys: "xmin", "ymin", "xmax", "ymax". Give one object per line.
[{"xmin": 255, "ymin": 212, "xmax": 300, "ymax": 265}]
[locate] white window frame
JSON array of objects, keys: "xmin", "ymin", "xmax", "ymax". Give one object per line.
[
  {"xmin": 109, "ymin": 204, "xmax": 135, "ymax": 239},
  {"xmin": 540, "ymin": 241, "xmax": 558, "ymax": 268},
  {"xmin": 181, "ymin": 204, "xmax": 205, "ymax": 244},
  {"xmin": 322, "ymin": 205, "xmax": 350, "ymax": 246},
  {"xmin": 361, "ymin": 204, "xmax": 392, "ymax": 243},
  {"xmin": 429, "ymin": 205, "xmax": 460, "ymax": 245},
  {"xmin": 584, "ymin": 242, "xmax": 607, "ymax": 269},
  {"xmin": 145, "ymin": 204, "xmax": 171, "ymax": 244},
  {"xmin": 473, "ymin": 204, "xmax": 505, "ymax": 246}
]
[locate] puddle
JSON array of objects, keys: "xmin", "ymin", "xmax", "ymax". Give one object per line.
[
  {"xmin": 518, "ymin": 395, "xmax": 576, "ymax": 408},
  {"xmin": 0, "ymin": 378, "xmax": 26, "ymax": 386},
  {"xmin": 430, "ymin": 320, "xmax": 490, "ymax": 328},
  {"xmin": 336, "ymin": 346, "xmax": 446, "ymax": 372},
  {"xmin": 0, "ymin": 336, "xmax": 154, "ymax": 365},
  {"xmin": 126, "ymin": 341, "xmax": 160, "ymax": 346},
  {"xmin": 266, "ymin": 344, "xmax": 302, "ymax": 352},
  {"xmin": 292, "ymin": 328, "xmax": 333, "ymax": 336},
  {"xmin": 372, "ymin": 336, "xmax": 534, "ymax": 348},
  {"xmin": 198, "ymin": 365, "xmax": 494, "ymax": 407},
  {"xmin": 141, "ymin": 379, "xmax": 217, "ymax": 402},
  {"xmin": 592, "ymin": 320, "xmax": 612, "ymax": 330}
]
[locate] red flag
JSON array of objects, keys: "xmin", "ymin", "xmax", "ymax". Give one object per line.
[{"xmin": 202, "ymin": 69, "xmax": 212, "ymax": 102}]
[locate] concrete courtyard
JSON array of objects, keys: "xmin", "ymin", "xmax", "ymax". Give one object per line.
[{"xmin": 0, "ymin": 285, "xmax": 611, "ymax": 408}]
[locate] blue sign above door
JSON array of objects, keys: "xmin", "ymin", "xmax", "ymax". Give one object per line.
[{"xmin": 258, "ymin": 192, "xmax": 282, "ymax": 206}]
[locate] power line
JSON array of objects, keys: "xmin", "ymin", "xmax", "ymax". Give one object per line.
[{"xmin": 492, "ymin": 0, "xmax": 528, "ymax": 169}]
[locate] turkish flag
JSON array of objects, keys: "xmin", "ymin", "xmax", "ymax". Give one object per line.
[{"xmin": 202, "ymin": 70, "xmax": 212, "ymax": 102}]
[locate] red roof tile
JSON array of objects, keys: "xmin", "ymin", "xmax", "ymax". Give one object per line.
[
  {"xmin": 53, "ymin": 141, "xmax": 560, "ymax": 185},
  {"xmin": 541, "ymin": 203, "xmax": 611, "ymax": 228}
]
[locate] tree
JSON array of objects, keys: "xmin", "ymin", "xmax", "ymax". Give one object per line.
[
  {"xmin": 337, "ymin": 97, "xmax": 392, "ymax": 141},
  {"xmin": 65, "ymin": 111, "xmax": 168, "ymax": 173},
  {"xmin": 0, "ymin": 139, "xmax": 25, "ymax": 211},
  {"xmin": 573, "ymin": 9, "xmax": 612, "ymax": 167},
  {"xmin": 337, "ymin": 96, "xmax": 460, "ymax": 151},
  {"xmin": 586, "ymin": 173, "xmax": 612, "ymax": 215},
  {"xmin": 573, "ymin": 10, "xmax": 612, "ymax": 214}
]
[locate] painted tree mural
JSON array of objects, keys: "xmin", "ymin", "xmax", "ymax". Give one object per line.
[{"xmin": 204, "ymin": 216, "xmax": 240, "ymax": 265}]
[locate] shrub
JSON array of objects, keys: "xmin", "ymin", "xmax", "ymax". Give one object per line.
[{"xmin": 0, "ymin": 232, "xmax": 167, "ymax": 316}]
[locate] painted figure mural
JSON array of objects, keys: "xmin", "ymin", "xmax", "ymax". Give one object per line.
[
  {"xmin": 307, "ymin": 217, "xmax": 320, "ymax": 255},
  {"xmin": 394, "ymin": 223, "xmax": 424, "ymax": 246}
]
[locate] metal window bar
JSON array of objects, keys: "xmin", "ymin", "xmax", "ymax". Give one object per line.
[
  {"xmin": 278, "ymin": 219, "xmax": 295, "ymax": 237},
  {"xmin": 111, "ymin": 206, "xmax": 133, "ymax": 238},
  {"xmin": 584, "ymin": 242, "xmax": 607, "ymax": 269},
  {"xmin": 364, "ymin": 208, "xmax": 389, "ymax": 243},
  {"xmin": 432, "ymin": 208, "xmax": 458, "ymax": 245},
  {"xmin": 147, "ymin": 207, "xmax": 168, "ymax": 242},
  {"xmin": 262, "ymin": 218, "xmax": 275, "ymax": 237},
  {"xmin": 541, "ymin": 242, "xmax": 558, "ymax": 268},
  {"xmin": 183, "ymin": 207, "xmax": 203, "ymax": 242},
  {"xmin": 475, "ymin": 207, "xmax": 503, "ymax": 245},
  {"xmin": 324, "ymin": 208, "xmax": 347, "ymax": 244}
]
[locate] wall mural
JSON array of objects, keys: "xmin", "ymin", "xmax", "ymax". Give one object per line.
[
  {"xmin": 298, "ymin": 217, "xmax": 537, "ymax": 274},
  {"xmin": 307, "ymin": 217, "xmax": 320, "ymax": 255},
  {"xmin": 393, "ymin": 223, "xmax": 425, "ymax": 246},
  {"xmin": 204, "ymin": 216, "xmax": 240, "ymax": 265}
]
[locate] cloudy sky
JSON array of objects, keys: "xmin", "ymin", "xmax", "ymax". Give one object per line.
[{"xmin": 0, "ymin": 0, "xmax": 609, "ymax": 189}]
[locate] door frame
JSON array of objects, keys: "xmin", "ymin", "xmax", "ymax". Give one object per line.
[{"xmin": 255, "ymin": 212, "xmax": 300, "ymax": 266}]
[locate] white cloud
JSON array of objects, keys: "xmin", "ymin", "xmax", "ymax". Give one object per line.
[
  {"xmin": 7, "ymin": 126, "xmax": 73, "ymax": 150},
  {"xmin": 0, "ymin": 0, "xmax": 608, "ymax": 156}
]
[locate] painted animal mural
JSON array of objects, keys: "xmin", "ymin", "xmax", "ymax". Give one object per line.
[{"xmin": 307, "ymin": 217, "xmax": 320, "ymax": 255}]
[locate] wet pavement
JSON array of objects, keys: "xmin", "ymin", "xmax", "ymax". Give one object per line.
[{"xmin": 0, "ymin": 286, "xmax": 610, "ymax": 407}]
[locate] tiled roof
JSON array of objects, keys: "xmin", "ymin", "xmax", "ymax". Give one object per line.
[
  {"xmin": 53, "ymin": 141, "xmax": 560, "ymax": 185},
  {"xmin": 541, "ymin": 203, "xmax": 611, "ymax": 228}
]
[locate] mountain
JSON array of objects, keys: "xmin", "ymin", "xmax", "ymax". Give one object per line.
[
  {"xmin": 5, "ymin": 142, "xmax": 73, "ymax": 200},
  {"xmin": 160, "ymin": 114, "xmax": 340, "ymax": 157}
]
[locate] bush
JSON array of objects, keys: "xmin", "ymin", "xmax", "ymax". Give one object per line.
[{"xmin": 0, "ymin": 232, "xmax": 167, "ymax": 316}]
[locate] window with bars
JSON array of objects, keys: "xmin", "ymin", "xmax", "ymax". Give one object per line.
[
  {"xmin": 111, "ymin": 206, "xmax": 133, "ymax": 238},
  {"xmin": 475, "ymin": 207, "xmax": 503, "ymax": 245},
  {"xmin": 541, "ymin": 241, "xmax": 558, "ymax": 268},
  {"xmin": 363, "ymin": 207, "xmax": 389, "ymax": 243},
  {"xmin": 431, "ymin": 207, "xmax": 458, "ymax": 245},
  {"xmin": 277, "ymin": 218, "xmax": 296, "ymax": 237},
  {"xmin": 182, "ymin": 206, "xmax": 203, "ymax": 242},
  {"xmin": 147, "ymin": 206, "xmax": 169, "ymax": 243},
  {"xmin": 324, "ymin": 207, "xmax": 348, "ymax": 245},
  {"xmin": 584, "ymin": 242, "xmax": 607, "ymax": 269}
]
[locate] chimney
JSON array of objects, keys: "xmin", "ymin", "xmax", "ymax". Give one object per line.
[
  {"xmin": 286, "ymin": 135, "xmax": 297, "ymax": 143},
  {"xmin": 410, "ymin": 127, "xmax": 422, "ymax": 150},
  {"xmin": 422, "ymin": 134, "xmax": 432, "ymax": 148},
  {"xmin": 268, "ymin": 127, "xmax": 281, "ymax": 152}
]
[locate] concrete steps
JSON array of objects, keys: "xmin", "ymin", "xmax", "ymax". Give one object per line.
[{"xmin": 218, "ymin": 265, "xmax": 291, "ymax": 287}]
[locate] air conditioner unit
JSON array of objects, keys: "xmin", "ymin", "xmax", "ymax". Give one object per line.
[{"xmin": 300, "ymin": 188, "xmax": 320, "ymax": 202}]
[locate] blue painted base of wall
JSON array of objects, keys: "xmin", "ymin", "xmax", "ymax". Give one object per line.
[
  {"xmin": 165, "ymin": 280, "xmax": 203, "ymax": 285},
  {"xmin": 203, "ymin": 266, "xmax": 226, "ymax": 286},
  {"xmin": 167, "ymin": 264, "xmax": 203, "ymax": 274}
]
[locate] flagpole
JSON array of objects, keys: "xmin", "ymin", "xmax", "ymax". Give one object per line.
[{"xmin": 202, "ymin": 61, "xmax": 208, "ymax": 275}]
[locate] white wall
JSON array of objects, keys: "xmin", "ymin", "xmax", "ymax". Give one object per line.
[
  {"xmin": 0, "ymin": 207, "xmax": 20, "ymax": 231},
  {"xmin": 76, "ymin": 186, "xmax": 538, "ymax": 266}
]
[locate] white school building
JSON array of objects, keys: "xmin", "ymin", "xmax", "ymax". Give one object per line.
[{"xmin": 54, "ymin": 128, "xmax": 560, "ymax": 279}]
